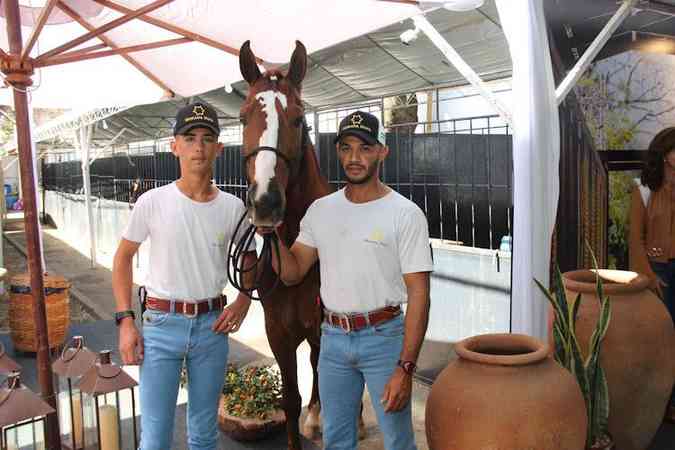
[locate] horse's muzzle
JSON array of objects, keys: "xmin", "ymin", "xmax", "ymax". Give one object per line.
[{"xmin": 247, "ymin": 181, "xmax": 285, "ymax": 227}]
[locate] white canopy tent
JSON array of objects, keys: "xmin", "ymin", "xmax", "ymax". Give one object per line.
[{"xmin": 1, "ymin": 0, "xmax": 642, "ymax": 344}]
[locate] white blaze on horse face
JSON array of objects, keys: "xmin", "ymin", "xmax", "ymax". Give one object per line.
[{"xmin": 254, "ymin": 90, "xmax": 288, "ymax": 200}]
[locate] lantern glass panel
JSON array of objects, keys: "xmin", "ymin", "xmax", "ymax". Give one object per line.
[
  {"xmin": 57, "ymin": 385, "xmax": 84, "ymax": 450},
  {"xmin": 81, "ymin": 393, "xmax": 98, "ymax": 448},
  {"xmin": 2, "ymin": 419, "xmax": 45, "ymax": 450}
]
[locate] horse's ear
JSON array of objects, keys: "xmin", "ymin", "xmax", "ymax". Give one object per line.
[
  {"xmin": 239, "ymin": 40, "xmax": 261, "ymax": 85},
  {"xmin": 287, "ymin": 40, "xmax": 307, "ymax": 88}
]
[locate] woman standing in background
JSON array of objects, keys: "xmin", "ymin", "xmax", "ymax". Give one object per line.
[{"xmin": 629, "ymin": 127, "xmax": 675, "ymax": 422}]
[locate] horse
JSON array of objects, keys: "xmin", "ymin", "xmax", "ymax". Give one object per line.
[{"xmin": 236, "ymin": 40, "xmax": 331, "ymax": 450}]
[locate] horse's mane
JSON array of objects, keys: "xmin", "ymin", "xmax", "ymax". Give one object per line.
[{"xmin": 281, "ymin": 132, "xmax": 332, "ymax": 246}]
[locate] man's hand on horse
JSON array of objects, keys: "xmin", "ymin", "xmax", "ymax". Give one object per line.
[
  {"xmin": 118, "ymin": 319, "xmax": 144, "ymax": 365},
  {"xmin": 212, "ymin": 293, "xmax": 251, "ymax": 334},
  {"xmin": 381, "ymin": 367, "xmax": 413, "ymax": 413}
]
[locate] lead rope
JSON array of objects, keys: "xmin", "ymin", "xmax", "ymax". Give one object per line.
[{"xmin": 227, "ymin": 210, "xmax": 282, "ymax": 301}]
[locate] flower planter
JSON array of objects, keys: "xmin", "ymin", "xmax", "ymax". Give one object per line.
[
  {"xmin": 217, "ymin": 395, "xmax": 285, "ymax": 441},
  {"xmin": 562, "ymin": 270, "xmax": 675, "ymax": 450},
  {"xmin": 425, "ymin": 333, "xmax": 587, "ymax": 450},
  {"xmin": 8, "ymin": 272, "xmax": 70, "ymax": 352}
]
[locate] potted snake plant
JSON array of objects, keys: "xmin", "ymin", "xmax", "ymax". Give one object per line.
[
  {"xmin": 535, "ymin": 252, "xmax": 613, "ymax": 450},
  {"xmin": 217, "ymin": 364, "xmax": 286, "ymax": 441}
]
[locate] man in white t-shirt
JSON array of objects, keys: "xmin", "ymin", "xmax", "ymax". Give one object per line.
[
  {"xmin": 261, "ymin": 111, "xmax": 433, "ymax": 450},
  {"xmin": 112, "ymin": 101, "xmax": 255, "ymax": 450}
]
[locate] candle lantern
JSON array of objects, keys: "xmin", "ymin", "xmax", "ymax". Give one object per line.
[
  {"xmin": 0, "ymin": 343, "xmax": 20, "ymax": 375},
  {"xmin": 77, "ymin": 350, "xmax": 138, "ymax": 450},
  {"xmin": 0, "ymin": 372, "xmax": 55, "ymax": 450},
  {"xmin": 52, "ymin": 336, "xmax": 96, "ymax": 450}
]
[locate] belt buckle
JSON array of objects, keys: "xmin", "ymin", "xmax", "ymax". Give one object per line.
[
  {"xmin": 339, "ymin": 314, "xmax": 351, "ymax": 333},
  {"xmin": 182, "ymin": 302, "xmax": 198, "ymax": 318}
]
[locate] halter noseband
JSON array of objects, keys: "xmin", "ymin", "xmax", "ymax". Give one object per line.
[{"xmin": 242, "ymin": 120, "xmax": 310, "ymax": 179}]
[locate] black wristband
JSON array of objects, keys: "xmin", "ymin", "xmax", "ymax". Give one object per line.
[
  {"xmin": 115, "ymin": 310, "xmax": 136, "ymax": 326},
  {"xmin": 397, "ymin": 359, "xmax": 417, "ymax": 375}
]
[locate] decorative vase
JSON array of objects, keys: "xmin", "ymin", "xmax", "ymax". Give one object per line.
[
  {"xmin": 562, "ymin": 269, "xmax": 675, "ymax": 450},
  {"xmin": 217, "ymin": 395, "xmax": 286, "ymax": 441},
  {"xmin": 425, "ymin": 333, "xmax": 587, "ymax": 450}
]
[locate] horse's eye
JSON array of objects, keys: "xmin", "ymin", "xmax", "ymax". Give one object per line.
[{"xmin": 240, "ymin": 116, "xmax": 247, "ymax": 126}]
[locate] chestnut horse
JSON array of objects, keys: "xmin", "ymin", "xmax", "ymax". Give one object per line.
[{"xmin": 237, "ymin": 40, "xmax": 330, "ymax": 450}]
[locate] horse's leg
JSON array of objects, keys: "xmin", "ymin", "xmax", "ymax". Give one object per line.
[
  {"xmin": 358, "ymin": 401, "xmax": 366, "ymax": 440},
  {"xmin": 302, "ymin": 337, "xmax": 321, "ymax": 439},
  {"xmin": 272, "ymin": 341, "xmax": 303, "ymax": 450}
]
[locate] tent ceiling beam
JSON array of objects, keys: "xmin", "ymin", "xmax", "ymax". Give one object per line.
[
  {"xmin": 37, "ymin": 0, "xmax": 174, "ymax": 61},
  {"xmin": 411, "ymin": 14, "xmax": 514, "ymax": 127},
  {"xmin": 21, "ymin": 0, "xmax": 59, "ymax": 61},
  {"xmin": 91, "ymin": 0, "xmax": 263, "ymax": 64},
  {"xmin": 555, "ymin": 0, "xmax": 637, "ymax": 105},
  {"xmin": 56, "ymin": 1, "xmax": 175, "ymax": 96},
  {"xmin": 36, "ymin": 37, "xmax": 191, "ymax": 67},
  {"xmin": 643, "ymin": 1, "xmax": 675, "ymax": 16}
]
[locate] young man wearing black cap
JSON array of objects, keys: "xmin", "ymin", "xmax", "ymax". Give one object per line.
[
  {"xmin": 262, "ymin": 111, "xmax": 433, "ymax": 450},
  {"xmin": 112, "ymin": 101, "xmax": 256, "ymax": 450}
]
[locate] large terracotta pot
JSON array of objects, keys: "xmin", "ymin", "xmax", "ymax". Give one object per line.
[
  {"xmin": 562, "ymin": 270, "xmax": 675, "ymax": 450},
  {"xmin": 425, "ymin": 333, "xmax": 587, "ymax": 450}
]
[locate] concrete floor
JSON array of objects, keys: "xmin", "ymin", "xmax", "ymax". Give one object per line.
[{"xmin": 2, "ymin": 213, "xmax": 673, "ymax": 450}]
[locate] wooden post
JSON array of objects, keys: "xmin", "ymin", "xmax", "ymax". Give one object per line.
[{"xmin": 1, "ymin": 1, "xmax": 61, "ymax": 448}]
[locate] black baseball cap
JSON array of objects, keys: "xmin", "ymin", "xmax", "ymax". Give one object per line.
[
  {"xmin": 173, "ymin": 101, "xmax": 220, "ymax": 136},
  {"xmin": 334, "ymin": 111, "xmax": 385, "ymax": 146}
]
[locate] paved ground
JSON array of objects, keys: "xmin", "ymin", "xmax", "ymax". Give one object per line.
[
  {"xmin": 0, "ymin": 214, "xmax": 430, "ymax": 450},
  {"xmin": 1, "ymin": 212, "xmax": 672, "ymax": 450}
]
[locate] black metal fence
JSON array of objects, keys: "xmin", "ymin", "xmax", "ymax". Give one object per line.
[{"xmin": 43, "ymin": 114, "xmax": 513, "ymax": 249}]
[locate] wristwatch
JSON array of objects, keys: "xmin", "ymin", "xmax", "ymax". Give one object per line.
[
  {"xmin": 397, "ymin": 359, "xmax": 417, "ymax": 375},
  {"xmin": 114, "ymin": 310, "xmax": 136, "ymax": 326}
]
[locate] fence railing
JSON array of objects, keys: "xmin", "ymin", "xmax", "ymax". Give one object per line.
[{"xmin": 42, "ymin": 114, "xmax": 513, "ymax": 249}]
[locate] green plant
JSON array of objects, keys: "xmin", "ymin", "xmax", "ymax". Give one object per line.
[
  {"xmin": 222, "ymin": 365, "xmax": 282, "ymax": 420},
  {"xmin": 534, "ymin": 252, "xmax": 612, "ymax": 448}
]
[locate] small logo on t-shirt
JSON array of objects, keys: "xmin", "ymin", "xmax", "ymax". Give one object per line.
[
  {"xmin": 213, "ymin": 232, "xmax": 227, "ymax": 249},
  {"xmin": 365, "ymin": 229, "xmax": 387, "ymax": 246}
]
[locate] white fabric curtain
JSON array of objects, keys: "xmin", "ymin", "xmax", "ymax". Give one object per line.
[{"xmin": 495, "ymin": 0, "xmax": 560, "ymax": 340}]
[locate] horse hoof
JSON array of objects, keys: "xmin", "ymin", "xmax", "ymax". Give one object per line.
[{"xmin": 358, "ymin": 420, "xmax": 367, "ymax": 440}]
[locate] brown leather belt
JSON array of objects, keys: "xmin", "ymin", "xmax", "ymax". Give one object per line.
[
  {"xmin": 324, "ymin": 305, "xmax": 401, "ymax": 333},
  {"xmin": 146, "ymin": 295, "xmax": 226, "ymax": 317}
]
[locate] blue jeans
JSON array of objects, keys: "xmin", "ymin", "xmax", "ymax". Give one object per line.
[
  {"xmin": 650, "ymin": 260, "xmax": 675, "ymax": 408},
  {"xmin": 318, "ymin": 314, "xmax": 416, "ymax": 450},
  {"xmin": 139, "ymin": 309, "xmax": 229, "ymax": 450}
]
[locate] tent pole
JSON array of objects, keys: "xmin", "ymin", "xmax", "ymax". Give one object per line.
[
  {"xmin": 2, "ymin": 1, "xmax": 61, "ymax": 448},
  {"xmin": 412, "ymin": 15, "xmax": 513, "ymax": 128},
  {"xmin": 555, "ymin": 0, "xmax": 637, "ymax": 104},
  {"xmin": 81, "ymin": 125, "xmax": 97, "ymax": 268}
]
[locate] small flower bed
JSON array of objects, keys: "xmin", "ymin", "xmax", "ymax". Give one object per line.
[{"xmin": 222, "ymin": 365, "xmax": 282, "ymax": 420}]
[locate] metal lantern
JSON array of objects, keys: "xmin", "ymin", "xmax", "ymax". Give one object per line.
[
  {"xmin": 76, "ymin": 350, "xmax": 138, "ymax": 450},
  {"xmin": 52, "ymin": 336, "xmax": 96, "ymax": 450},
  {"xmin": 0, "ymin": 343, "xmax": 20, "ymax": 376},
  {"xmin": 0, "ymin": 372, "xmax": 55, "ymax": 450}
]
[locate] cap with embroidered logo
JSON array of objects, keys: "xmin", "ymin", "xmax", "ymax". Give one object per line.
[
  {"xmin": 173, "ymin": 101, "xmax": 220, "ymax": 136},
  {"xmin": 334, "ymin": 111, "xmax": 385, "ymax": 146}
]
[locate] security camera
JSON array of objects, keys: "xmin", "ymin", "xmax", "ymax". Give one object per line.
[{"xmin": 400, "ymin": 28, "xmax": 420, "ymax": 46}]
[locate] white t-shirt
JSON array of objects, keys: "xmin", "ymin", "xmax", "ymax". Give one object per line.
[
  {"xmin": 296, "ymin": 188, "xmax": 433, "ymax": 313},
  {"xmin": 122, "ymin": 182, "xmax": 252, "ymax": 301}
]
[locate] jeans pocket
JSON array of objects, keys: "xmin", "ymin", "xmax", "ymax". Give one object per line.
[
  {"xmin": 320, "ymin": 322, "xmax": 344, "ymax": 336},
  {"xmin": 373, "ymin": 315, "xmax": 405, "ymax": 337},
  {"xmin": 142, "ymin": 309, "xmax": 170, "ymax": 327}
]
